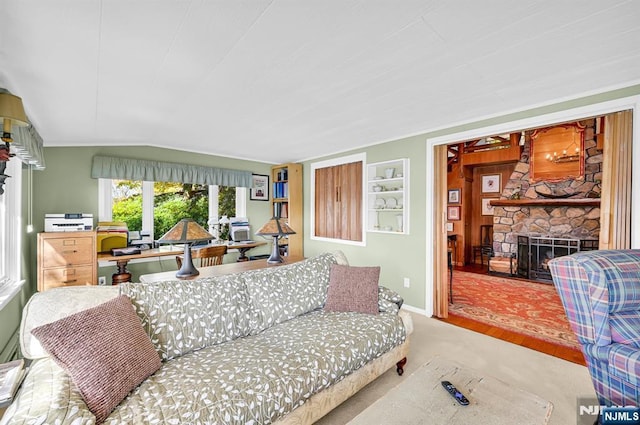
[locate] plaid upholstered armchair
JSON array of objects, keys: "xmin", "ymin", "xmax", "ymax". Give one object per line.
[{"xmin": 548, "ymin": 250, "xmax": 640, "ymax": 407}]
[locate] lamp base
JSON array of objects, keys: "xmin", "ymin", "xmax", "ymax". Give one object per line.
[
  {"xmin": 267, "ymin": 235, "xmax": 283, "ymax": 264},
  {"xmin": 176, "ymin": 244, "xmax": 200, "ymax": 278}
]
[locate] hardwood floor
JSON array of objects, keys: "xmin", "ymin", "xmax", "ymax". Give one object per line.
[{"xmin": 440, "ymin": 263, "xmax": 586, "ymax": 366}]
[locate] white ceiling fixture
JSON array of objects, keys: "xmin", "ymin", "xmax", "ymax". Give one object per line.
[{"xmin": 0, "ymin": 1, "xmax": 639, "ymax": 163}]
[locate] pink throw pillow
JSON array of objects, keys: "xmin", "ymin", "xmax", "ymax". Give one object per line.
[
  {"xmin": 325, "ymin": 264, "xmax": 380, "ymax": 315},
  {"xmin": 31, "ymin": 295, "xmax": 161, "ymax": 424}
]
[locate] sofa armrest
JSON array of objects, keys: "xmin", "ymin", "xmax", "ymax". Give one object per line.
[
  {"xmin": 379, "ymin": 286, "xmax": 403, "ymax": 308},
  {"xmin": 20, "ymin": 286, "xmax": 119, "ymax": 359},
  {"xmin": 398, "ymin": 310, "xmax": 414, "ymax": 336},
  {"xmin": 608, "ymin": 344, "xmax": 640, "ymax": 387}
]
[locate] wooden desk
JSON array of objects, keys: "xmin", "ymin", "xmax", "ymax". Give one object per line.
[
  {"xmin": 224, "ymin": 241, "xmax": 267, "ymax": 261},
  {"xmin": 98, "ymin": 241, "xmax": 267, "ymax": 284},
  {"xmin": 140, "ymin": 255, "xmax": 305, "ymax": 282}
]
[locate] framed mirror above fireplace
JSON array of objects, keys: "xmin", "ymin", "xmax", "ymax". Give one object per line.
[{"xmin": 529, "ymin": 122, "xmax": 586, "ymax": 183}]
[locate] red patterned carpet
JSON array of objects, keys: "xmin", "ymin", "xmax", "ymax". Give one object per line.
[{"xmin": 448, "ymin": 271, "xmax": 581, "ymax": 351}]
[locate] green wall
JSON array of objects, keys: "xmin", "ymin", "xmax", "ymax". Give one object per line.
[
  {"xmin": 302, "ymin": 134, "xmax": 428, "ymax": 310},
  {"xmin": 303, "ymin": 84, "xmax": 640, "ymax": 311},
  {"xmin": 28, "ymin": 146, "xmax": 273, "ymax": 289},
  {"xmin": 5, "ymin": 84, "xmax": 640, "ymax": 361}
]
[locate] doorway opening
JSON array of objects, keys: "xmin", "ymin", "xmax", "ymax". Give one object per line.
[{"xmin": 427, "ymin": 98, "xmax": 638, "ymax": 358}]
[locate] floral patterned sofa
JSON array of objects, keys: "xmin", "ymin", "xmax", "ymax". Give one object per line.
[{"xmin": 2, "ymin": 252, "xmax": 412, "ymax": 424}]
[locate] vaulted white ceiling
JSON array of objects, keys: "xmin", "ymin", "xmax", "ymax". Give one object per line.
[{"xmin": 1, "ymin": 1, "xmax": 639, "ymax": 163}]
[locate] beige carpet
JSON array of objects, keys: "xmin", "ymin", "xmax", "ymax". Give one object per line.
[
  {"xmin": 315, "ymin": 313, "xmax": 594, "ymax": 425},
  {"xmin": 347, "ymin": 357, "xmax": 553, "ymax": 425}
]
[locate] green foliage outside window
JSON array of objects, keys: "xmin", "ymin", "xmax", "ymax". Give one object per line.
[{"xmin": 112, "ymin": 181, "xmax": 235, "ymax": 240}]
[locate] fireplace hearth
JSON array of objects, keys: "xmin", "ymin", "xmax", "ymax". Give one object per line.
[{"xmin": 517, "ymin": 235, "xmax": 598, "ymax": 283}]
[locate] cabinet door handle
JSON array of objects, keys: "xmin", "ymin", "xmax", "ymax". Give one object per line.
[
  {"xmin": 62, "ymin": 250, "xmax": 78, "ymax": 254},
  {"xmin": 63, "ymin": 279, "xmax": 77, "ymax": 283}
]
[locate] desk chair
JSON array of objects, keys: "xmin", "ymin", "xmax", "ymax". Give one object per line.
[
  {"xmin": 176, "ymin": 245, "xmax": 227, "ymax": 269},
  {"xmin": 472, "ymin": 224, "xmax": 493, "ymax": 266}
]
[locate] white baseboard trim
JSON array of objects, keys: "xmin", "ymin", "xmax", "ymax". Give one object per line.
[{"xmin": 401, "ymin": 303, "xmax": 428, "ymax": 317}]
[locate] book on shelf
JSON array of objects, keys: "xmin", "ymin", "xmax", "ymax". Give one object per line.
[
  {"xmin": 0, "ymin": 359, "xmax": 26, "ymax": 404},
  {"xmin": 273, "ymin": 202, "xmax": 289, "ymax": 218},
  {"xmin": 272, "ymin": 182, "xmax": 289, "ymax": 199}
]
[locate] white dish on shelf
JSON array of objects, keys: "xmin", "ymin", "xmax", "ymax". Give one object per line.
[
  {"xmin": 375, "ymin": 198, "xmax": 386, "ymax": 209},
  {"xmin": 385, "ymin": 198, "xmax": 397, "ymax": 208},
  {"xmin": 397, "ymin": 198, "xmax": 404, "ymax": 208}
]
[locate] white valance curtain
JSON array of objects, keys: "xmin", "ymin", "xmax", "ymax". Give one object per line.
[
  {"xmin": 11, "ymin": 125, "xmax": 46, "ymax": 170},
  {"xmin": 0, "ymin": 88, "xmax": 46, "ymax": 170},
  {"xmin": 91, "ymin": 155, "xmax": 253, "ymax": 187}
]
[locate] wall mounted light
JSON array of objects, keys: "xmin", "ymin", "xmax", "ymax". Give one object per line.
[
  {"xmin": 0, "ymin": 91, "xmax": 29, "ymax": 194},
  {"xmin": 0, "ymin": 92, "xmax": 29, "ymax": 145}
]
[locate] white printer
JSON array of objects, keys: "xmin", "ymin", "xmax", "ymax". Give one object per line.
[
  {"xmin": 45, "ymin": 213, "xmax": 94, "ymax": 232},
  {"xmin": 229, "ymin": 217, "xmax": 251, "ymax": 242}
]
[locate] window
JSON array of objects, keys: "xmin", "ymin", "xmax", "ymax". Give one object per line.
[
  {"xmin": 0, "ymin": 159, "xmax": 21, "ymax": 281},
  {"xmin": 0, "ymin": 159, "xmax": 25, "ymax": 308},
  {"xmin": 99, "ymin": 179, "xmax": 245, "ymax": 239}
]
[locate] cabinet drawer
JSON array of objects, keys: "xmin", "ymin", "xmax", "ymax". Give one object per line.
[
  {"xmin": 42, "ymin": 237, "xmax": 94, "ymax": 267},
  {"xmin": 42, "ymin": 266, "xmax": 95, "ymax": 289}
]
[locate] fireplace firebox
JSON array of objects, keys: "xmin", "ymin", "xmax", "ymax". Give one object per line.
[{"xmin": 517, "ymin": 235, "xmax": 598, "ymax": 283}]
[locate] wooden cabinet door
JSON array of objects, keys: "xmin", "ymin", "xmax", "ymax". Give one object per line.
[
  {"xmin": 336, "ymin": 161, "xmax": 362, "ymax": 241},
  {"xmin": 314, "ymin": 161, "xmax": 363, "ymax": 241},
  {"xmin": 314, "ymin": 166, "xmax": 337, "ymax": 239}
]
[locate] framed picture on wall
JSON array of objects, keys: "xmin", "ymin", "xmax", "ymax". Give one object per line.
[
  {"xmin": 447, "ymin": 206, "xmax": 461, "ymax": 221},
  {"xmin": 481, "ymin": 174, "xmax": 501, "ymax": 193},
  {"xmin": 447, "ymin": 188, "xmax": 460, "ymax": 204},
  {"xmin": 250, "ymin": 174, "xmax": 269, "ymax": 201},
  {"xmin": 482, "ymin": 198, "xmax": 497, "ymax": 215}
]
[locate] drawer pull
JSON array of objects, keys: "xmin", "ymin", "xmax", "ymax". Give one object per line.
[
  {"xmin": 63, "ymin": 279, "xmax": 78, "ymax": 283},
  {"xmin": 62, "ymin": 250, "xmax": 78, "ymax": 254}
]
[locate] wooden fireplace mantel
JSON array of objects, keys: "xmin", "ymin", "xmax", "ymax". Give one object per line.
[{"xmin": 490, "ymin": 198, "xmax": 601, "ymax": 207}]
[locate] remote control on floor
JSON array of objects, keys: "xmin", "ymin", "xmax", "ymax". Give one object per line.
[{"xmin": 441, "ymin": 380, "xmax": 470, "ymax": 405}]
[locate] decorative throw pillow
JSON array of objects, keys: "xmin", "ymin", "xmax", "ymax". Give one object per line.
[
  {"xmin": 31, "ymin": 295, "xmax": 161, "ymax": 424},
  {"xmin": 325, "ymin": 264, "xmax": 380, "ymax": 315}
]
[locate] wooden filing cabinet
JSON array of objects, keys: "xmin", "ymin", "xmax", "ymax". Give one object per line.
[{"xmin": 37, "ymin": 231, "xmax": 97, "ymax": 291}]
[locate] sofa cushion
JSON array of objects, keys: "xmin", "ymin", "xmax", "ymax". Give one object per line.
[
  {"xmin": 325, "ymin": 264, "xmax": 380, "ymax": 315},
  {"xmin": 120, "ymin": 275, "xmax": 252, "ymax": 361},
  {"xmin": 30, "ymin": 295, "xmax": 161, "ymax": 424},
  {"xmin": 243, "ymin": 252, "xmax": 339, "ymax": 334},
  {"xmin": 20, "ymin": 286, "xmax": 120, "ymax": 359}
]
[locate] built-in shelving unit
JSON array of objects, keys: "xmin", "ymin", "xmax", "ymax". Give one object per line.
[
  {"xmin": 366, "ymin": 159, "xmax": 409, "ymax": 234},
  {"xmin": 271, "ymin": 163, "xmax": 303, "ymax": 257}
]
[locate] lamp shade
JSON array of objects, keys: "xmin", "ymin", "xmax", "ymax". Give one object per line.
[
  {"xmin": 256, "ymin": 217, "xmax": 296, "ymax": 264},
  {"xmin": 0, "ymin": 92, "xmax": 29, "ymax": 140},
  {"xmin": 255, "ymin": 218, "xmax": 296, "ymax": 236},
  {"xmin": 157, "ymin": 218, "xmax": 214, "ymax": 244},
  {"xmin": 157, "ymin": 219, "xmax": 214, "ymax": 278}
]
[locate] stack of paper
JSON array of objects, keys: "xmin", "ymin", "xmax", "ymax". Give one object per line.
[{"xmin": 0, "ymin": 359, "xmax": 26, "ymax": 405}]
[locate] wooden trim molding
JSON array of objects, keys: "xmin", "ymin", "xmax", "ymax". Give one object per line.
[{"xmin": 490, "ymin": 199, "xmax": 600, "ymax": 207}]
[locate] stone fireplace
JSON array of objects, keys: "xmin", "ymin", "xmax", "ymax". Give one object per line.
[
  {"xmin": 491, "ymin": 119, "xmax": 602, "ymax": 262},
  {"xmin": 516, "ymin": 235, "xmax": 598, "ymax": 282}
]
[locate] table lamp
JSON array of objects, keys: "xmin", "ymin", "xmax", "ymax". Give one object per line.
[
  {"xmin": 157, "ymin": 218, "xmax": 214, "ymax": 277},
  {"xmin": 255, "ymin": 217, "xmax": 296, "ymax": 264}
]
